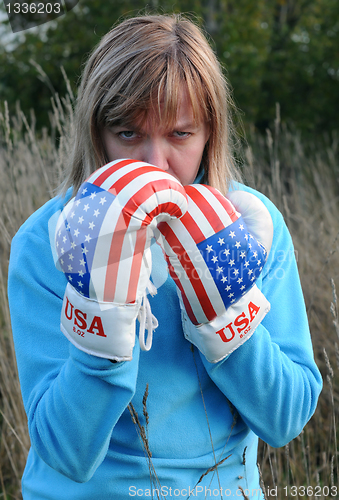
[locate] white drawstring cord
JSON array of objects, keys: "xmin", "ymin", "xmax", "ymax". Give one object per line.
[{"xmin": 138, "ymin": 281, "xmax": 158, "ymax": 351}]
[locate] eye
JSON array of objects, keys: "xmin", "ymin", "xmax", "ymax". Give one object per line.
[
  {"xmin": 172, "ymin": 131, "xmax": 191, "ymax": 139},
  {"xmin": 119, "ymin": 130, "xmax": 138, "ymax": 139}
]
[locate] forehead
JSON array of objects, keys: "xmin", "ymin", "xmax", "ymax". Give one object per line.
[{"xmin": 123, "ymin": 88, "xmax": 205, "ymax": 131}]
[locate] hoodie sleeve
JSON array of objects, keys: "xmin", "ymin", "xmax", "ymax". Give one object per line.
[
  {"xmin": 8, "ymin": 199, "xmax": 140, "ymax": 483},
  {"xmin": 200, "ymin": 189, "xmax": 323, "ymax": 448}
]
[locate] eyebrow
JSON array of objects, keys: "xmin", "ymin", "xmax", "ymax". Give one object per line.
[
  {"xmin": 108, "ymin": 116, "xmax": 200, "ymax": 132},
  {"xmin": 173, "ymin": 120, "xmax": 199, "ymax": 130},
  {"xmin": 108, "ymin": 120, "xmax": 135, "ymax": 129}
]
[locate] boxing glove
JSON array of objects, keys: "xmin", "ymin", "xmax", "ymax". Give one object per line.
[
  {"xmin": 156, "ymin": 184, "xmax": 273, "ymax": 363},
  {"xmin": 55, "ymin": 159, "xmax": 187, "ymax": 361}
]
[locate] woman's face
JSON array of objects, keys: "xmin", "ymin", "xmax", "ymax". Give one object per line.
[{"xmin": 101, "ymin": 91, "xmax": 210, "ymax": 185}]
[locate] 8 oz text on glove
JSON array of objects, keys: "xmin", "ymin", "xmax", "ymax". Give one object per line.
[
  {"xmin": 64, "ymin": 297, "xmax": 106, "ymax": 337},
  {"xmin": 216, "ymin": 301, "xmax": 260, "ymax": 342}
]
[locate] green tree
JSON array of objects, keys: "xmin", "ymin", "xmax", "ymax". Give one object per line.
[
  {"xmin": 0, "ymin": 0, "xmax": 338, "ymax": 134},
  {"xmin": 255, "ymin": 0, "xmax": 339, "ymax": 133}
]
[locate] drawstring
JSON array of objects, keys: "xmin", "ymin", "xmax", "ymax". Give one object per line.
[{"xmin": 138, "ymin": 281, "xmax": 158, "ymax": 351}]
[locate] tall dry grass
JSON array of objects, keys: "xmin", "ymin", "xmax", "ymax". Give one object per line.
[
  {"xmin": 0, "ymin": 87, "xmax": 73, "ymax": 498},
  {"xmin": 243, "ymin": 107, "xmax": 339, "ymax": 499},
  {"xmin": 0, "ymin": 93, "xmax": 338, "ymax": 499}
]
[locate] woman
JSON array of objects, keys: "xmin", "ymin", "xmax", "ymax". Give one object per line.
[{"xmin": 8, "ymin": 14, "xmax": 322, "ymax": 499}]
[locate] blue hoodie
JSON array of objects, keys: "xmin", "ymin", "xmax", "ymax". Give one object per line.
[{"xmin": 8, "ymin": 182, "xmax": 322, "ymax": 499}]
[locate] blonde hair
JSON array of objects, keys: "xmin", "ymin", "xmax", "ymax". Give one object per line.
[{"xmin": 61, "ymin": 14, "xmax": 241, "ymax": 195}]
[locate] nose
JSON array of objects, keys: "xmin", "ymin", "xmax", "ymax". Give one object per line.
[{"xmin": 142, "ymin": 139, "xmax": 169, "ymax": 172}]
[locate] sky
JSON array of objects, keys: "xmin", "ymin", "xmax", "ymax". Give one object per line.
[{"xmin": 0, "ymin": 4, "xmax": 62, "ymax": 51}]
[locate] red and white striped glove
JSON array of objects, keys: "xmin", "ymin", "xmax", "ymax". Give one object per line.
[
  {"xmin": 156, "ymin": 185, "xmax": 273, "ymax": 363},
  {"xmin": 55, "ymin": 159, "xmax": 187, "ymax": 362}
]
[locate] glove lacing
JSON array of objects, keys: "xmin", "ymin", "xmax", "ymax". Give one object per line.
[{"xmin": 138, "ymin": 281, "xmax": 158, "ymax": 351}]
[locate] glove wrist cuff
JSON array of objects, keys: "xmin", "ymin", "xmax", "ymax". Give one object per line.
[
  {"xmin": 181, "ymin": 285, "xmax": 270, "ymax": 363},
  {"xmin": 60, "ymin": 283, "xmax": 141, "ymax": 362}
]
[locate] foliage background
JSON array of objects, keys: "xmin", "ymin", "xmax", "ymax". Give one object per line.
[{"xmin": 1, "ymin": 0, "xmax": 339, "ymax": 135}]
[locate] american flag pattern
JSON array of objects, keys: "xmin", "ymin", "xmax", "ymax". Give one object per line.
[
  {"xmin": 157, "ymin": 184, "xmax": 268, "ymax": 325},
  {"xmin": 55, "ymin": 159, "xmax": 187, "ymax": 305}
]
